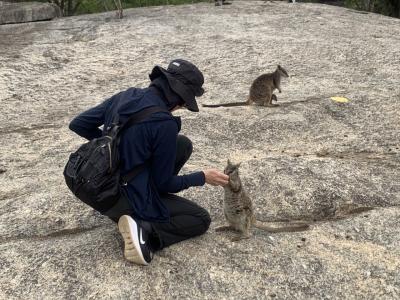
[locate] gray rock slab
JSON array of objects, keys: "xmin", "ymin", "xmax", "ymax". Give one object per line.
[
  {"xmin": 0, "ymin": 1, "xmax": 61, "ymax": 25},
  {"xmin": 0, "ymin": 1, "xmax": 399, "ymax": 299}
]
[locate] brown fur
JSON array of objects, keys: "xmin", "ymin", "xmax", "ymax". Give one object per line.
[
  {"xmin": 202, "ymin": 65, "xmax": 289, "ymax": 108},
  {"xmin": 216, "ymin": 160, "xmax": 309, "ymax": 241}
]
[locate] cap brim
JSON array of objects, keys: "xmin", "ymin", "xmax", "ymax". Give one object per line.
[{"xmin": 149, "ymin": 66, "xmax": 200, "ymax": 112}]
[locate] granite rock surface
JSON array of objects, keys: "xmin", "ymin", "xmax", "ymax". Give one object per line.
[{"xmin": 0, "ymin": 1, "xmax": 399, "ymax": 299}]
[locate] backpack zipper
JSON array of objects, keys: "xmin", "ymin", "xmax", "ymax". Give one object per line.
[
  {"xmin": 107, "ymin": 142, "xmax": 112, "ymax": 172},
  {"xmin": 103, "ymin": 135, "xmax": 113, "ymax": 172}
]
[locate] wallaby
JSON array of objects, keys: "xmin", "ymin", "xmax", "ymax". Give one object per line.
[
  {"xmin": 202, "ymin": 65, "xmax": 289, "ymax": 108},
  {"xmin": 216, "ymin": 160, "xmax": 309, "ymax": 241}
]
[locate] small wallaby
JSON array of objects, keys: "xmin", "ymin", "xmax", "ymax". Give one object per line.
[
  {"xmin": 216, "ymin": 160, "xmax": 309, "ymax": 241},
  {"xmin": 202, "ymin": 65, "xmax": 289, "ymax": 108}
]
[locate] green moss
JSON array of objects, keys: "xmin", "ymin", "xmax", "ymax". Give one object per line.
[{"xmin": 76, "ymin": 0, "xmax": 209, "ymax": 15}]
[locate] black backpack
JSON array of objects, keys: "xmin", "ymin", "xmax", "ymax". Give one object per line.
[{"xmin": 63, "ymin": 106, "xmax": 166, "ymax": 213}]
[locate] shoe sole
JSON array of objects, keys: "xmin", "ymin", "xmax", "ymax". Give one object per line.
[{"xmin": 118, "ymin": 215, "xmax": 148, "ymax": 266}]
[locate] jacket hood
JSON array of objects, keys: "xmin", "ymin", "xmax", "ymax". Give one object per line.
[{"xmin": 106, "ymin": 87, "xmax": 181, "ymax": 131}]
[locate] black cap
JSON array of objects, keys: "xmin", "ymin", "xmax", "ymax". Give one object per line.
[{"xmin": 149, "ymin": 59, "xmax": 204, "ymax": 112}]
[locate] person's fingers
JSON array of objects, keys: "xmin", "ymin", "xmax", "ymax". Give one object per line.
[
  {"xmin": 203, "ymin": 169, "xmax": 229, "ymax": 186},
  {"xmin": 215, "ymin": 172, "xmax": 228, "ymax": 185},
  {"xmin": 211, "ymin": 175, "xmax": 223, "ymax": 184},
  {"xmin": 218, "ymin": 177, "xmax": 228, "ymax": 185},
  {"xmin": 221, "ymin": 174, "xmax": 229, "ymax": 181},
  {"xmin": 218, "ymin": 173, "xmax": 229, "ymax": 182}
]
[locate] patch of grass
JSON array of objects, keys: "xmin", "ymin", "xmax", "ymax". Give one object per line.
[{"xmin": 76, "ymin": 0, "xmax": 209, "ymax": 15}]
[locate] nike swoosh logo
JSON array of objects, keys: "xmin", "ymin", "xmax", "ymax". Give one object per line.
[{"xmin": 139, "ymin": 229, "xmax": 146, "ymax": 245}]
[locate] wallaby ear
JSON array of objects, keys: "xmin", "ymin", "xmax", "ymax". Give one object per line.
[
  {"xmin": 277, "ymin": 64, "xmax": 281, "ymax": 69},
  {"xmin": 227, "ymin": 159, "xmax": 232, "ymax": 166},
  {"xmin": 236, "ymin": 162, "xmax": 242, "ymax": 168}
]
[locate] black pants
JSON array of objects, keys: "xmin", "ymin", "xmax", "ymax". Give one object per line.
[{"xmin": 105, "ymin": 135, "xmax": 211, "ymax": 251}]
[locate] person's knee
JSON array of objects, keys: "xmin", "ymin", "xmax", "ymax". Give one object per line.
[
  {"xmin": 177, "ymin": 135, "xmax": 193, "ymax": 157},
  {"xmin": 198, "ymin": 209, "xmax": 211, "ymax": 234}
]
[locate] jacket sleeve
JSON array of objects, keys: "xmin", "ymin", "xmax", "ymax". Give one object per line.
[
  {"xmin": 69, "ymin": 97, "xmax": 113, "ymax": 140},
  {"xmin": 150, "ymin": 120, "xmax": 205, "ymax": 194}
]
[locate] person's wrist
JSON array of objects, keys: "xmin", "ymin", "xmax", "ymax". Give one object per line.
[{"xmin": 200, "ymin": 170, "xmax": 206, "ymax": 185}]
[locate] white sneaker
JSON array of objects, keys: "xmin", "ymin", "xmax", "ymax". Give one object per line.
[{"xmin": 118, "ymin": 215, "xmax": 153, "ymax": 265}]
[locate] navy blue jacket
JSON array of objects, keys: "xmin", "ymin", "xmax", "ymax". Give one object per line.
[{"xmin": 69, "ymin": 87, "xmax": 205, "ymax": 222}]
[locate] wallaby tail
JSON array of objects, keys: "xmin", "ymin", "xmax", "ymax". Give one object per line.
[
  {"xmin": 253, "ymin": 220, "xmax": 310, "ymax": 233},
  {"xmin": 202, "ymin": 101, "xmax": 249, "ymax": 108}
]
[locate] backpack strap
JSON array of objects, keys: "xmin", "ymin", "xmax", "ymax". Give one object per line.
[
  {"xmin": 121, "ymin": 162, "xmax": 149, "ymax": 185},
  {"xmin": 118, "ymin": 106, "xmax": 169, "ymax": 135},
  {"xmin": 118, "ymin": 106, "xmax": 168, "ymax": 184}
]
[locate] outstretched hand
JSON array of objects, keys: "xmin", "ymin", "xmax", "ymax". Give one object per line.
[{"xmin": 203, "ymin": 169, "xmax": 229, "ymax": 186}]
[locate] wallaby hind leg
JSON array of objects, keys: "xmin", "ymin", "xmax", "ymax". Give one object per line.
[
  {"xmin": 215, "ymin": 225, "xmax": 235, "ymax": 232},
  {"xmin": 267, "ymin": 94, "xmax": 280, "ymax": 107},
  {"xmin": 231, "ymin": 231, "xmax": 251, "ymax": 242},
  {"xmin": 264, "ymin": 95, "xmax": 278, "ymax": 107},
  {"xmin": 231, "ymin": 217, "xmax": 252, "ymax": 241},
  {"xmin": 231, "ymin": 235, "xmax": 250, "ymax": 242}
]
